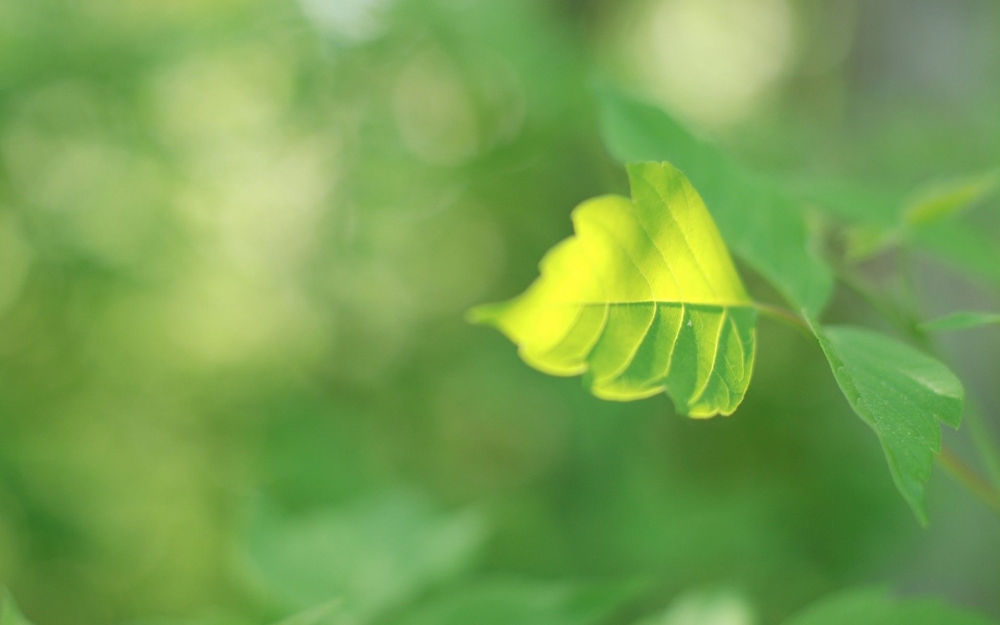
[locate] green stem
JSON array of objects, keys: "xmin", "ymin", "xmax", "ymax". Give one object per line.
[
  {"xmin": 754, "ymin": 302, "xmax": 813, "ymax": 337},
  {"xmin": 966, "ymin": 404, "xmax": 1000, "ymax": 490},
  {"xmin": 938, "ymin": 446, "xmax": 1000, "ymax": 518},
  {"xmin": 836, "ymin": 264, "xmax": 926, "ymax": 345}
]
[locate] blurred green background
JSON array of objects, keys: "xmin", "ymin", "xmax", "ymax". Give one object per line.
[{"xmin": 0, "ymin": 0, "xmax": 998, "ymax": 623}]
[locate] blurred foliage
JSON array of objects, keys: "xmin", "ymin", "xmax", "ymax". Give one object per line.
[
  {"xmin": 782, "ymin": 588, "xmax": 999, "ymax": 625},
  {"xmin": 0, "ymin": 0, "xmax": 998, "ymax": 624}
]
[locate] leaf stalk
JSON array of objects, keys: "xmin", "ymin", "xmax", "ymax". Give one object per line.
[
  {"xmin": 938, "ymin": 446, "xmax": 1000, "ymax": 518},
  {"xmin": 754, "ymin": 302, "xmax": 813, "ymax": 337}
]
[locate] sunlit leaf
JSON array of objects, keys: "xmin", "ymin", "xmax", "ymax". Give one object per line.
[
  {"xmin": 597, "ymin": 87, "xmax": 833, "ymax": 315},
  {"xmin": 920, "ymin": 311, "xmax": 1000, "ymax": 333},
  {"xmin": 387, "ymin": 579, "xmax": 644, "ymax": 625},
  {"xmin": 246, "ymin": 491, "xmax": 487, "ymax": 620},
  {"xmin": 0, "ymin": 589, "xmax": 33, "ymax": 625},
  {"xmin": 807, "ymin": 322, "xmax": 964, "ymax": 523},
  {"xmin": 783, "ymin": 588, "xmax": 998, "ymax": 625},
  {"xmin": 471, "ymin": 162, "xmax": 756, "ymax": 417}
]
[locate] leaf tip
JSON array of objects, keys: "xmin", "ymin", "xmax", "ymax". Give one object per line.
[{"xmin": 912, "ymin": 502, "xmax": 930, "ymax": 528}]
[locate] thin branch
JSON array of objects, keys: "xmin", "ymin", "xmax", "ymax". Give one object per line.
[
  {"xmin": 754, "ymin": 302, "xmax": 813, "ymax": 337},
  {"xmin": 938, "ymin": 446, "xmax": 1000, "ymax": 518},
  {"xmin": 966, "ymin": 406, "xmax": 1000, "ymax": 490}
]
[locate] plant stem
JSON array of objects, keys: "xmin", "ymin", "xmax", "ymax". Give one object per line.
[
  {"xmin": 836, "ymin": 264, "xmax": 927, "ymax": 346},
  {"xmin": 938, "ymin": 446, "xmax": 1000, "ymax": 518},
  {"xmin": 754, "ymin": 302, "xmax": 813, "ymax": 337},
  {"xmin": 966, "ymin": 404, "xmax": 1000, "ymax": 490}
]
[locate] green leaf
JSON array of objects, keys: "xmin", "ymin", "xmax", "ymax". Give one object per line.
[
  {"xmin": 806, "ymin": 322, "xmax": 964, "ymax": 523},
  {"xmin": 597, "ymin": 87, "xmax": 833, "ymax": 315},
  {"xmin": 904, "ymin": 169, "xmax": 1000, "ymax": 226},
  {"xmin": 920, "ymin": 311, "xmax": 1000, "ymax": 333},
  {"xmin": 783, "ymin": 588, "xmax": 998, "ymax": 625},
  {"xmin": 470, "ymin": 162, "xmax": 756, "ymax": 417},
  {"xmin": 908, "ymin": 219, "xmax": 1000, "ymax": 289},
  {"xmin": 246, "ymin": 491, "xmax": 487, "ymax": 620},
  {"xmin": 387, "ymin": 579, "xmax": 643, "ymax": 625},
  {"xmin": 0, "ymin": 589, "xmax": 33, "ymax": 625}
]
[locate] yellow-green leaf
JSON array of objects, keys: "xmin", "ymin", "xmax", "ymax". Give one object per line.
[
  {"xmin": 807, "ymin": 321, "xmax": 964, "ymax": 524},
  {"xmin": 598, "ymin": 87, "xmax": 833, "ymax": 316},
  {"xmin": 470, "ymin": 162, "xmax": 756, "ymax": 418}
]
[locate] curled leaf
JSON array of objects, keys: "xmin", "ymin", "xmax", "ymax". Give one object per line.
[{"xmin": 471, "ymin": 162, "xmax": 756, "ymax": 417}]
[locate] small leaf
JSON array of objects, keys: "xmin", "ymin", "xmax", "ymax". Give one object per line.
[
  {"xmin": 0, "ymin": 589, "xmax": 34, "ymax": 625},
  {"xmin": 597, "ymin": 87, "xmax": 833, "ymax": 315},
  {"xmin": 783, "ymin": 588, "xmax": 998, "ymax": 625},
  {"xmin": 920, "ymin": 311, "xmax": 1000, "ymax": 333},
  {"xmin": 471, "ymin": 162, "xmax": 756, "ymax": 417},
  {"xmin": 807, "ymin": 322, "xmax": 964, "ymax": 523},
  {"xmin": 905, "ymin": 169, "xmax": 1000, "ymax": 226}
]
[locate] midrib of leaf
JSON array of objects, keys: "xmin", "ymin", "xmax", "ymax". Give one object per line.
[{"xmin": 530, "ymin": 301, "xmax": 753, "ymax": 364}]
